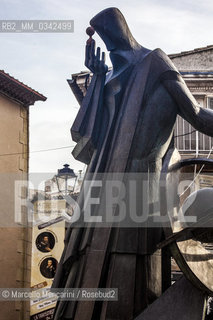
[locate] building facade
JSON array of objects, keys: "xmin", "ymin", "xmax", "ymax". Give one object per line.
[
  {"xmin": 169, "ymin": 45, "xmax": 213, "ymax": 159},
  {"xmin": 0, "ymin": 70, "xmax": 46, "ymax": 320}
]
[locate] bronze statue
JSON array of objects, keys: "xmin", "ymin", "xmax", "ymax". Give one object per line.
[{"xmin": 53, "ymin": 8, "xmax": 213, "ymax": 319}]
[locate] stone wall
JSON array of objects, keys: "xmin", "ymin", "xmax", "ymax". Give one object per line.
[{"xmin": 170, "ymin": 47, "xmax": 213, "ymax": 71}]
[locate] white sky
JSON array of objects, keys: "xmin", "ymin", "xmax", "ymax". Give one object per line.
[{"xmin": 1, "ymin": 0, "xmax": 213, "ymax": 174}]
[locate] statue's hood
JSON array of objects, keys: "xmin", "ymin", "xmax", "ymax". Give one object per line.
[{"xmin": 90, "ymin": 7, "xmax": 140, "ymax": 51}]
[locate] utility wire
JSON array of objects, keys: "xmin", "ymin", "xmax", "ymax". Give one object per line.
[
  {"xmin": 0, "ymin": 129, "xmax": 206, "ymax": 156},
  {"xmin": 0, "ymin": 145, "xmax": 75, "ymax": 157},
  {"xmin": 174, "ymin": 130, "xmax": 196, "ymax": 138}
]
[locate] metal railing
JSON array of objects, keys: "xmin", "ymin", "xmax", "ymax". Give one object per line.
[{"xmin": 174, "ymin": 115, "xmax": 213, "ymax": 153}]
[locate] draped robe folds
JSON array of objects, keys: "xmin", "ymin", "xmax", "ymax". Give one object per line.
[{"xmin": 52, "ymin": 48, "xmax": 183, "ymax": 319}]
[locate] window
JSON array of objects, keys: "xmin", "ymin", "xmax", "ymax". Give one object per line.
[{"xmin": 208, "ymin": 97, "xmax": 213, "ymax": 110}]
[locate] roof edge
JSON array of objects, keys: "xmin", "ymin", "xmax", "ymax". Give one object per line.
[
  {"xmin": 169, "ymin": 45, "xmax": 213, "ymax": 59},
  {"xmin": 0, "ymin": 70, "xmax": 47, "ymax": 106}
]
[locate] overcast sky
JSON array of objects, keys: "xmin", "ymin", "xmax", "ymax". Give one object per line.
[{"xmin": 1, "ymin": 0, "xmax": 213, "ymax": 174}]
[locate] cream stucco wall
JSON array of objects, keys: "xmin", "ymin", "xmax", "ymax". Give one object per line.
[{"xmin": 0, "ymin": 92, "xmax": 31, "ymax": 320}]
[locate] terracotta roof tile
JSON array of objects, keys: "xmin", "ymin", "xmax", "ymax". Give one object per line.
[{"xmin": 0, "ymin": 70, "xmax": 47, "ymax": 106}]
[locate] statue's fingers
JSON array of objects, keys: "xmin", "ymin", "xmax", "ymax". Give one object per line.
[
  {"xmin": 101, "ymin": 51, "xmax": 106, "ymax": 63},
  {"xmin": 90, "ymin": 39, "xmax": 95, "ymax": 60},
  {"xmin": 85, "ymin": 44, "xmax": 90, "ymax": 66},
  {"xmin": 96, "ymin": 47, "xmax": 100, "ymax": 61},
  {"xmin": 87, "ymin": 61, "xmax": 94, "ymax": 73}
]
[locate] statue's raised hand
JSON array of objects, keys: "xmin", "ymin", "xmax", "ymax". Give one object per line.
[{"xmin": 85, "ymin": 39, "xmax": 108, "ymax": 75}]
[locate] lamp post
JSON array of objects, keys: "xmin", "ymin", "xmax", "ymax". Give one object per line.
[
  {"xmin": 55, "ymin": 164, "xmax": 77, "ymax": 196},
  {"xmin": 38, "ymin": 164, "xmax": 77, "ymax": 229}
]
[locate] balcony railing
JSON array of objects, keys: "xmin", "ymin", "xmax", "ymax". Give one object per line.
[{"xmin": 174, "ymin": 115, "xmax": 213, "ymax": 153}]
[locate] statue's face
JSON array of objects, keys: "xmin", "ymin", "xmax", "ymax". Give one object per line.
[{"xmin": 90, "ymin": 7, "xmax": 138, "ymax": 52}]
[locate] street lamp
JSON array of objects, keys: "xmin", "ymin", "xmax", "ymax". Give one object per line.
[
  {"xmin": 55, "ymin": 164, "xmax": 77, "ymax": 196},
  {"xmin": 38, "ymin": 164, "xmax": 77, "ymax": 229}
]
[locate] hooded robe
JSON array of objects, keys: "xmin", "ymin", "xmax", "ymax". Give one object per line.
[
  {"xmin": 53, "ymin": 9, "xmax": 213, "ymax": 320},
  {"xmin": 53, "ymin": 48, "xmax": 183, "ymax": 319}
]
